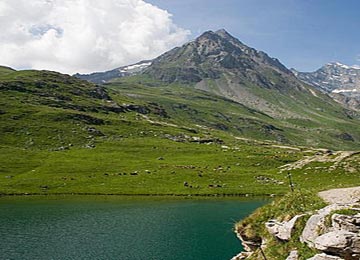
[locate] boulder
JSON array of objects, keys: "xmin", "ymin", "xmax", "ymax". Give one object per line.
[
  {"xmin": 265, "ymin": 214, "xmax": 305, "ymax": 241},
  {"xmin": 314, "ymin": 230, "xmax": 360, "ymax": 259},
  {"xmin": 351, "ymin": 236, "xmax": 360, "ymax": 254},
  {"xmin": 314, "ymin": 230, "xmax": 353, "ymax": 252},
  {"xmin": 307, "ymin": 253, "xmax": 344, "ymax": 260},
  {"xmin": 332, "ymin": 213, "xmax": 360, "ymax": 233},
  {"xmin": 286, "ymin": 250, "xmax": 298, "ymax": 260},
  {"xmin": 301, "ymin": 204, "xmax": 348, "ymax": 247},
  {"xmin": 231, "ymin": 252, "xmax": 251, "ymax": 260}
]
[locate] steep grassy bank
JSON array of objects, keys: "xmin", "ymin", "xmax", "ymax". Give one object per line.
[{"xmin": 234, "ymin": 190, "xmax": 327, "ymax": 259}]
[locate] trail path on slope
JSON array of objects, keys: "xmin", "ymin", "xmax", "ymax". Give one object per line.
[
  {"xmin": 279, "ymin": 150, "xmax": 359, "ymax": 172},
  {"xmin": 318, "ymin": 186, "xmax": 360, "ymax": 204}
]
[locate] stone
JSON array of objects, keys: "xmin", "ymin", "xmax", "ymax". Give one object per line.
[
  {"xmin": 286, "ymin": 250, "xmax": 298, "ymax": 260},
  {"xmin": 301, "ymin": 204, "xmax": 348, "ymax": 247},
  {"xmin": 307, "ymin": 253, "xmax": 344, "ymax": 260},
  {"xmin": 266, "ymin": 214, "xmax": 305, "ymax": 241},
  {"xmin": 314, "ymin": 230, "xmax": 360, "ymax": 259},
  {"xmin": 231, "ymin": 252, "xmax": 251, "ymax": 260},
  {"xmin": 351, "ymin": 236, "xmax": 360, "ymax": 254},
  {"xmin": 314, "ymin": 230, "xmax": 353, "ymax": 252},
  {"xmin": 332, "ymin": 213, "xmax": 360, "ymax": 233}
]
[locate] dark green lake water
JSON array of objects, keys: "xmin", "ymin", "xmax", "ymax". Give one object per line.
[{"xmin": 0, "ymin": 197, "xmax": 266, "ymax": 260}]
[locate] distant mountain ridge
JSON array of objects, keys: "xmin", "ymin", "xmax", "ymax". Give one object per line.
[
  {"xmin": 141, "ymin": 29, "xmax": 338, "ymax": 119},
  {"xmin": 75, "ymin": 29, "xmax": 360, "ymax": 119},
  {"xmin": 74, "ymin": 60, "xmax": 152, "ymax": 84},
  {"xmin": 292, "ymin": 62, "xmax": 360, "ymax": 110},
  {"xmin": 292, "ymin": 62, "xmax": 360, "ymax": 95},
  {"xmin": 1, "ymin": 30, "xmax": 360, "ymax": 152}
]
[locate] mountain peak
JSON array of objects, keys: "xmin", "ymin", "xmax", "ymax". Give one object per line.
[
  {"xmin": 214, "ymin": 29, "xmax": 233, "ymax": 38},
  {"xmin": 326, "ymin": 62, "xmax": 360, "ymax": 70},
  {"xmin": 143, "ymin": 28, "xmax": 294, "ymax": 88},
  {"xmin": 197, "ymin": 29, "xmax": 242, "ymax": 44},
  {"xmin": 294, "ymin": 61, "xmax": 360, "ymax": 102}
]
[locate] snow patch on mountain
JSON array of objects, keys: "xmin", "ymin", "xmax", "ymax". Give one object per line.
[{"xmin": 119, "ymin": 62, "xmax": 152, "ymax": 73}]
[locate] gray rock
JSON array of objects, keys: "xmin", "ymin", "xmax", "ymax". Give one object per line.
[
  {"xmin": 314, "ymin": 230, "xmax": 353, "ymax": 251},
  {"xmin": 332, "ymin": 213, "xmax": 360, "ymax": 233},
  {"xmin": 266, "ymin": 214, "xmax": 305, "ymax": 241},
  {"xmin": 314, "ymin": 230, "xmax": 360, "ymax": 259},
  {"xmin": 301, "ymin": 204, "xmax": 348, "ymax": 247},
  {"xmin": 307, "ymin": 253, "xmax": 344, "ymax": 260},
  {"xmin": 286, "ymin": 250, "xmax": 298, "ymax": 260},
  {"xmin": 231, "ymin": 252, "xmax": 251, "ymax": 260}
]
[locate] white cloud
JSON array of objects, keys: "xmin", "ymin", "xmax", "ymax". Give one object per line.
[{"xmin": 0, "ymin": 0, "xmax": 190, "ymax": 74}]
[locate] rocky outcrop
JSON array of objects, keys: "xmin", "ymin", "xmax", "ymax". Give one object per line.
[
  {"xmin": 286, "ymin": 250, "xmax": 299, "ymax": 260},
  {"xmin": 233, "ymin": 202, "xmax": 360, "ymax": 260},
  {"xmin": 300, "ymin": 204, "xmax": 348, "ymax": 247},
  {"xmin": 332, "ymin": 213, "xmax": 360, "ymax": 232},
  {"xmin": 232, "ymin": 224, "xmax": 265, "ymax": 260},
  {"xmin": 302, "ymin": 205, "xmax": 360, "ymax": 260},
  {"xmin": 266, "ymin": 214, "xmax": 305, "ymax": 241},
  {"xmin": 314, "ymin": 230, "xmax": 360, "ymax": 259},
  {"xmin": 307, "ymin": 253, "xmax": 344, "ymax": 260}
]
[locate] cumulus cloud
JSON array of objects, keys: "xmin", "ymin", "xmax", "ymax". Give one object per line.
[{"xmin": 0, "ymin": 0, "xmax": 190, "ymax": 74}]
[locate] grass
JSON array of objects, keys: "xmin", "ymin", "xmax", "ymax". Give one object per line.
[
  {"xmin": 235, "ymin": 190, "xmax": 327, "ymax": 260},
  {"xmin": 110, "ymin": 75, "xmax": 360, "ymax": 150},
  {"xmin": 0, "ymin": 69, "xmax": 360, "ymax": 196},
  {"xmin": 0, "ymin": 138, "xmax": 300, "ymax": 195}
]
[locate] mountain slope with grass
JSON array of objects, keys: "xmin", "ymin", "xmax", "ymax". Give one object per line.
[
  {"xmin": 117, "ymin": 30, "xmax": 360, "ymax": 148},
  {"xmin": 142, "ymin": 30, "xmax": 345, "ymax": 120},
  {"xmin": 1, "ymin": 30, "xmax": 360, "ymax": 196},
  {"xmin": 1, "ymin": 66, "xmax": 360, "ymax": 196}
]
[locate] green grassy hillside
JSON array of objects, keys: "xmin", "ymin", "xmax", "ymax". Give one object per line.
[
  {"xmin": 0, "ymin": 69, "xmax": 359, "ymax": 196},
  {"xmin": 110, "ymin": 75, "xmax": 360, "ymax": 150}
]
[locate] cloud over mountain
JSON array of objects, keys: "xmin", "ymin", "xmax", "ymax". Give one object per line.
[{"xmin": 0, "ymin": 0, "xmax": 190, "ymax": 74}]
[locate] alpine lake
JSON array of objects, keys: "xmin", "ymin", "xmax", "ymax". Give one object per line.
[{"xmin": 0, "ymin": 196, "xmax": 267, "ymax": 260}]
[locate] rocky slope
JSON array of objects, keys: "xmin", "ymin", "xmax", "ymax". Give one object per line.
[
  {"xmin": 74, "ymin": 60, "xmax": 152, "ymax": 84},
  {"xmin": 233, "ymin": 187, "xmax": 360, "ymax": 260},
  {"xmin": 292, "ymin": 63, "xmax": 360, "ymax": 111},
  {"xmin": 103, "ymin": 30, "xmax": 360, "ymax": 148},
  {"xmin": 139, "ymin": 29, "xmax": 360, "ymax": 125},
  {"xmin": 75, "ymin": 29, "xmax": 360, "ymax": 124},
  {"xmin": 292, "ymin": 62, "xmax": 360, "ymax": 95},
  {"xmin": 143, "ymin": 29, "xmax": 316, "ymax": 118}
]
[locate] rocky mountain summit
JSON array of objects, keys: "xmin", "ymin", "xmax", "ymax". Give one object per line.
[
  {"xmin": 70, "ymin": 29, "xmax": 360, "ymax": 147},
  {"xmin": 293, "ymin": 62, "xmax": 360, "ymax": 111},
  {"xmin": 142, "ymin": 29, "xmax": 346, "ymax": 119},
  {"xmin": 144, "ymin": 29, "xmax": 293, "ymax": 84}
]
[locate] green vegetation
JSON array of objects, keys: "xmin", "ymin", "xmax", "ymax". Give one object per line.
[
  {"xmin": 0, "ymin": 66, "xmax": 15, "ymax": 76},
  {"xmin": 1, "ymin": 69, "xmax": 360, "ymax": 196},
  {"xmin": 235, "ymin": 190, "xmax": 327, "ymax": 259}
]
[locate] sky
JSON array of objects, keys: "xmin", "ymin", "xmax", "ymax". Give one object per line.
[
  {"xmin": 147, "ymin": 0, "xmax": 360, "ymax": 72},
  {"xmin": 0, "ymin": 0, "xmax": 359, "ymax": 74}
]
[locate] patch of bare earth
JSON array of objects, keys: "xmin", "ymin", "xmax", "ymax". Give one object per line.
[
  {"xmin": 318, "ymin": 186, "xmax": 360, "ymax": 204},
  {"xmin": 279, "ymin": 150, "xmax": 359, "ymax": 173}
]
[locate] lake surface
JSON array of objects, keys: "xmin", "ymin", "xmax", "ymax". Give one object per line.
[{"xmin": 0, "ymin": 196, "xmax": 266, "ymax": 260}]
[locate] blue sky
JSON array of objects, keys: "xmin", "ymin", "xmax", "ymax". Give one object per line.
[{"xmin": 147, "ymin": 0, "xmax": 360, "ymax": 72}]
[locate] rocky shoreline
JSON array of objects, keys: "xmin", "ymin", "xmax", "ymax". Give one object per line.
[{"xmin": 232, "ymin": 187, "xmax": 360, "ymax": 260}]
